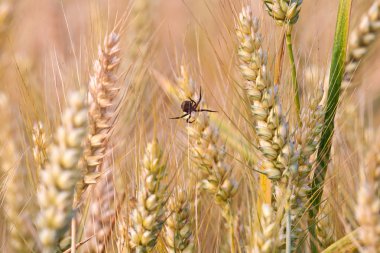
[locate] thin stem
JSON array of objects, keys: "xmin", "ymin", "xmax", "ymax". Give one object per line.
[
  {"xmin": 285, "ymin": 205, "xmax": 292, "ymax": 253},
  {"xmin": 227, "ymin": 204, "xmax": 236, "ymax": 253},
  {"xmin": 285, "ymin": 30, "xmax": 301, "ymax": 123},
  {"xmin": 71, "ymin": 216, "xmax": 76, "ymax": 253}
]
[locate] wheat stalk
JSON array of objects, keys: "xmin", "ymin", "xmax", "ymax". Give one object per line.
[
  {"xmin": 343, "ymin": 0, "xmax": 380, "ymax": 90},
  {"xmin": 0, "ymin": 93, "xmax": 34, "ymax": 252},
  {"xmin": 36, "ymin": 91, "xmax": 87, "ymax": 253},
  {"xmin": 81, "ymin": 31, "xmax": 122, "ymax": 252},
  {"xmin": 164, "ymin": 189, "xmax": 194, "ymax": 253},
  {"xmin": 176, "ymin": 66, "xmax": 238, "ymax": 252},
  {"xmin": 235, "ymin": 7, "xmax": 297, "ymax": 249},
  {"xmin": 355, "ymin": 139, "xmax": 380, "ymax": 253},
  {"xmin": 129, "ymin": 139, "xmax": 167, "ymax": 252},
  {"xmin": 236, "ymin": 6, "xmax": 325, "ymax": 249}
]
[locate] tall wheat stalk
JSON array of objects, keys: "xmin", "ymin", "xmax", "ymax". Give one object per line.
[
  {"xmin": 175, "ymin": 66, "xmax": 238, "ymax": 252},
  {"xmin": 82, "ymin": 31, "xmax": 121, "ymax": 252},
  {"xmin": 128, "ymin": 139, "xmax": 167, "ymax": 252},
  {"xmin": 355, "ymin": 140, "xmax": 380, "ymax": 253},
  {"xmin": 0, "ymin": 93, "xmax": 34, "ymax": 252},
  {"xmin": 36, "ymin": 91, "xmax": 87, "ymax": 253}
]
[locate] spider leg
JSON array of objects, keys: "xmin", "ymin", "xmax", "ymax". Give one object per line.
[
  {"xmin": 188, "ymin": 97, "xmax": 197, "ymax": 104},
  {"xmin": 196, "ymin": 86, "xmax": 202, "ymax": 105},
  {"xmin": 170, "ymin": 113, "xmax": 189, "ymax": 119},
  {"xmin": 186, "ymin": 114, "xmax": 192, "ymax": 123},
  {"xmin": 197, "ymin": 109, "xmax": 217, "ymax": 113}
]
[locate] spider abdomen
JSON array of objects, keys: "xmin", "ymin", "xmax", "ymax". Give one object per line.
[{"xmin": 181, "ymin": 101, "xmax": 195, "ymax": 114}]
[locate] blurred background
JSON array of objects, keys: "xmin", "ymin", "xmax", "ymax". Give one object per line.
[{"xmin": 1, "ymin": 0, "xmax": 380, "ymax": 251}]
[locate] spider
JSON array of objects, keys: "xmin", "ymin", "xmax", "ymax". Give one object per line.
[{"xmin": 170, "ymin": 87, "xmax": 217, "ymax": 123}]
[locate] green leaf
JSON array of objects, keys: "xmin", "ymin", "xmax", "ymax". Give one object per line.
[{"xmin": 308, "ymin": 0, "xmax": 352, "ymax": 252}]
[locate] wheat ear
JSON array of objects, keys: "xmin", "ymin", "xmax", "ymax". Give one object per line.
[
  {"xmin": 236, "ymin": 6, "xmax": 296, "ymax": 180},
  {"xmin": 316, "ymin": 203, "xmax": 335, "ymax": 249},
  {"xmin": 164, "ymin": 189, "xmax": 194, "ymax": 253},
  {"xmin": 36, "ymin": 91, "xmax": 87, "ymax": 253},
  {"xmin": 263, "ymin": 0, "xmax": 302, "ymax": 27},
  {"xmin": 289, "ymin": 87, "xmax": 324, "ymax": 240},
  {"xmin": 0, "ymin": 93, "xmax": 34, "ymax": 252},
  {"xmin": 176, "ymin": 66, "xmax": 238, "ymax": 252},
  {"xmin": 355, "ymin": 140, "xmax": 380, "ymax": 253},
  {"xmin": 81, "ymin": 31, "xmax": 121, "ymax": 194},
  {"xmin": 249, "ymin": 204, "xmax": 279, "ymax": 253},
  {"xmin": 129, "ymin": 139, "xmax": 167, "ymax": 252},
  {"xmin": 343, "ymin": 0, "xmax": 380, "ymax": 90}
]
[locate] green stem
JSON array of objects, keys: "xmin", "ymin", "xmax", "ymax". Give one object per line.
[
  {"xmin": 285, "ymin": 31, "xmax": 301, "ymax": 122},
  {"xmin": 307, "ymin": 0, "xmax": 352, "ymax": 252}
]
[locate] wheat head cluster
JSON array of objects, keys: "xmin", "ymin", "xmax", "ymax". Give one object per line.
[{"xmin": 0, "ymin": 0, "xmax": 380, "ymax": 252}]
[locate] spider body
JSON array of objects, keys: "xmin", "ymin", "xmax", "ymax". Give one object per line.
[
  {"xmin": 170, "ymin": 87, "xmax": 217, "ymax": 123},
  {"xmin": 181, "ymin": 100, "xmax": 197, "ymax": 114}
]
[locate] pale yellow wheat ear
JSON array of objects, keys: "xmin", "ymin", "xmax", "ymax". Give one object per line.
[
  {"xmin": 236, "ymin": 6, "xmax": 295, "ymax": 180},
  {"xmin": 247, "ymin": 203, "xmax": 280, "ymax": 253},
  {"xmin": 342, "ymin": 0, "xmax": 380, "ymax": 91},
  {"xmin": 0, "ymin": 93, "xmax": 34, "ymax": 252},
  {"xmin": 176, "ymin": 66, "xmax": 238, "ymax": 252},
  {"xmin": 164, "ymin": 189, "xmax": 194, "ymax": 253},
  {"xmin": 128, "ymin": 139, "xmax": 167, "ymax": 252},
  {"xmin": 262, "ymin": 0, "xmax": 302, "ymax": 28},
  {"xmin": 355, "ymin": 138, "xmax": 380, "ymax": 253},
  {"xmin": 236, "ymin": 6, "xmax": 325, "ymax": 249},
  {"xmin": 36, "ymin": 91, "xmax": 87, "ymax": 253},
  {"xmin": 82, "ymin": 31, "xmax": 121, "ymax": 193},
  {"xmin": 81, "ymin": 30, "xmax": 122, "ymax": 251},
  {"xmin": 316, "ymin": 203, "xmax": 336, "ymax": 250}
]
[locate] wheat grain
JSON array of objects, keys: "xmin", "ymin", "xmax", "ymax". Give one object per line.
[{"xmin": 36, "ymin": 91, "xmax": 87, "ymax": 253}]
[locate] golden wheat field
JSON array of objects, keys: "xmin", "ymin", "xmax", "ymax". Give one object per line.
[{"xmin": 0, "ymin": 0, "xmax": 379, "ymax": 252}]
